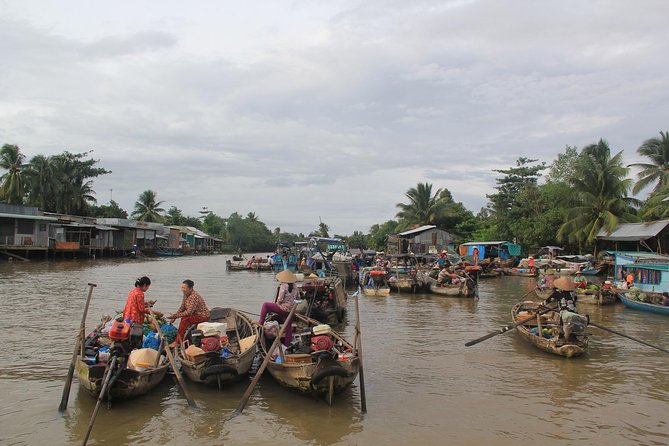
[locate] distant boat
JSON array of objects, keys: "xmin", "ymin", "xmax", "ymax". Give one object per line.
[{"xmin": 155, "ymin": 247, "xmax": 183, "ymax": 257}]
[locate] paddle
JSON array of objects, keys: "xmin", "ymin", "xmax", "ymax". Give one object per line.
[
  {"xmin": 229, "ymin": 306, "xmax": 297, "ymax": 419},
  {"xmin": 59, "ymin": 282, "xmax": 97, "ymax": 412},
  {"xmin": 465, "ymin": 305, "xmax": 556, "ymax": 347},
  {"xmin": 588, "ymin": 320, "xmax": 669, "ymax": 354},
  {"xmin": 81, "ymin": 355, "xmax": 117, "ymax": 446},
  {"xmin": 353, "ymin": 290, "xmax": 367, "ymax": 413},
  {"xmin": 148, "ymin": 308, "xmax": 197, "ymax": 407}
]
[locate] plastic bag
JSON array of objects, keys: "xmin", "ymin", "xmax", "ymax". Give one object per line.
[
  {"xmin": 160, "ymin": 324, "xmax": 177, "ymax": 344},
  {"xmin": 143, "ymin": 331, "xmax": 161, "ymax": 350}
]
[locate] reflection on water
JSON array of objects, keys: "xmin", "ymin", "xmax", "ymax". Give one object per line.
[{"xmin": 0, "ymin": 257, "xmax": 668, "ymax": 445}]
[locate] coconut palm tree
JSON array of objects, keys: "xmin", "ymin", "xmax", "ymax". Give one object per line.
[
  {"xmin": 132, "ymin": 190, "xmax": 166, "ymax": 222},
  {"xmin": 558, "ymin": 139, "xmax": 639, "ymax": 248},
  {"xmin": 25, "ymin": 154, "xmax": 57, "ymax": 210},
  {"xmin": 630, "ymin": 131, "xmax": 669, "ymax": 194},
  {"xmin": 0, "ymin": 144, "xmax": 27, "ymax": 204},
  {"xmin": 396, "ymin": 182, "xmax": 444, "ymax": 229}
]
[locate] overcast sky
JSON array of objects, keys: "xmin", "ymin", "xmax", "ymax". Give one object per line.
[{"xmin": 1, "ymin": 1, "xmax": 668, "ymax": 235}]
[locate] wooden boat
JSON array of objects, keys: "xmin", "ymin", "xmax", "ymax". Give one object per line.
[
  {"xmin": 619, "ymin": 292, "xmax": 669, "ymax": 315},
  {"xmin": 429, "ymin": 281, "xmax": 476, "ymax": 297},
  {"xmin": 177, "ymin": 307, "xmax": 259, "ymax": 387},
  {"xmin": 297, "ymin": 276, "xmax": 348, "ymax": 324},
  {"xmin": 76, "ymin": 318, "xmax": 169, "ymax": 401},
  {"xmin": 501, "ymin": 267, "xmax": 537, "ymax": 277},
  {"xmin": 388, "ymin": 271, "xmax": 427, "ymax": 292},
  {"xmin": 575, "ymin": 289, "xmax": 616, "ymax": 305},
  {"xmin": 226, "ymin": 259, "xmax": 248, "ymax": 271},
  {"xmin": 478, "ymin": 269, "xmax": 502, "ymax": 279},
  {"xmin": 511, "ymin": 301, "xmax": 589, "ymax": 358},
  {"xmin": 259, "ymin": 316, "xmax": 359, "ymax": 404},
  {"xmin": 360, "ymin": 268, "xmax": 391, "ymax": 296},
  {"xmin": 155, "ymin": 247, "xmax": 183, "ymax": 256},
  {"xmin": 535, "ymin": 286, "xmax": 554, "ymax": 300}
]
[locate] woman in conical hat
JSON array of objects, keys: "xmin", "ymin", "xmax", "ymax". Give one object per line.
[{"xmin": 257, "ymin": 269, "xmax": 300, "ymax": 346}]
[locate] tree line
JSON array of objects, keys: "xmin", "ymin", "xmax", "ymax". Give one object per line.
[{"xmin": 1, "ymin": 131, "xmax": 668, "ymax": 253}]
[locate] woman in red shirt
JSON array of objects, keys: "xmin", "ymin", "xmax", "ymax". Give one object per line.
[{"xmin": 122, "ymin": 276, "xmax": 159, "ymax": 324}]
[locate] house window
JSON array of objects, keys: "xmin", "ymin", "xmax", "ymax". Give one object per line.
[
  {"xmin": 39, "ymin": 223, "xmax": 47, "ymax": 232},
  {"xmin": 17, "ymin": 219, "xmax": 34, "ymax": 234}
]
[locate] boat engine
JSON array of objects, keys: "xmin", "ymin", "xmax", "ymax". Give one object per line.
[
  {"xmin": 311, "ymin": 335, "xmax": 334, "ymax": 352},
  {"xmin": 108, "ymin": 320, "xmax": 144, "ymax": 358}
]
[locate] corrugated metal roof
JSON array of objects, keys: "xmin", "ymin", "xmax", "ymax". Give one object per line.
[
  {"xmin": 596, "ymin": 220, "xmax": 669, "ymax": 241},
  {"xmin": 0, "ymin": 212, "xmax": 57, "ymax": 221},
  {"xmin": 398, "ymin": 225, "xmax": 437, "ymax": 236}
]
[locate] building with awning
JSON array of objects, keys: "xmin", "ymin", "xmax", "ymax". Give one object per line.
[
  {"xmin": 0, "ymin": 204, "xmax": 56, "ymax": 259},
  {"xmin": 596, "ymin": 220, "xmax": 669, "ymax": 254}
]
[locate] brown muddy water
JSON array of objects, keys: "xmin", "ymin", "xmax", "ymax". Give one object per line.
[{"xmin": 0, "ymin": 256, "xmax": 667, "ymax": 445}]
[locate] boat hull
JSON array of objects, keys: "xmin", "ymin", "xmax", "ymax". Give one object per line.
[
  {"xmin": 512, "ymin": 302, "xmax": 589, "ymax": 358},
  {"xmin": 76, "ymin": 358, "xmax": 168, "ymax": 401},
  {"xmin": 619, "ymin": 293, "xmax": 669, "ymax": 315},
  {"xmin": 429, "ymin": 282, "xmax": 475, "ymax": 297}
]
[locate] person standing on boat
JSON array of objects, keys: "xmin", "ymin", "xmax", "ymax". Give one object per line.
[
  {"xmin": 167, "ymin": 279, "xmax": 210, "ymax": 347},
  {"xmin": 543, "ymin": 277, "xmax": 588, "ymax": 341},
  {"xmin": 625, "ymin": 270, "xmax": 635, "ymax": 288},
  {"xmin": 123, "ymin": 276, "xmax": 161, "ymax": 325},
  {"xmin": 258, "ymin": 270, "xmax": 299, "ymax": 347},
  {"xmin": 527, "ymin": 256, "xmax": 536, "ymax": 273}
]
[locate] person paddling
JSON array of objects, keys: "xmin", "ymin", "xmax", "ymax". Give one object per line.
[{"xmin": 542, "ymin": 277, "xmax": 588, "ymax": 341}]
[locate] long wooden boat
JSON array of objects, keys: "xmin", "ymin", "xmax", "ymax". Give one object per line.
[
  {"xmin": 76, "ymin": 319, "xmax": 169, "ymax": 401},
  {"xmin": 177, "ymin": 307, "xmax": 259, "ymax": 387},
  {"xmin": 297, "ymin": 276, "xmax": 348, "ymax": 324},
  {"xmin": 429, "ymin": 281, "xmax": 475, "ymax": 297},
  {"xmin": 502, "ymin": 267, "xmax": 537, "ymax": 277},
  {"xmin": 360, "ymin": 268, "xmax": 391, "ymax": 297},
  {"xmin": 259, "ymin": 316, "xmax": 359, "ymax": 405},
  {"xmin": 619, "ymin": 292, "xmax": 669, "ymax": 315},
  {"xmin": 511, "ymin": 301, "xmax": 589, "ymax": 358}
]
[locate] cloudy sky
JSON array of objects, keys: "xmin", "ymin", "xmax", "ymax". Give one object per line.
[{"xmin": 1, "ymin": 1, "xmax": 668, "ymax": 235}]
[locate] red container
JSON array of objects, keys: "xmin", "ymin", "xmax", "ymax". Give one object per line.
[
  {"xmin": 109, "ymin": 321, "xmax": 131, "ymax": 341},
  {"xmin": 311, "ymin": 335, "xmax": 333, "ymax": 352}
]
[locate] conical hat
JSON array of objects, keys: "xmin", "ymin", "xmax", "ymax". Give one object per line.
[
  {"xmin": 553, "ymin": 276, "xmax": 575, "ymax": 291},
  {"xmin": 275, "ymin": 269, "xmax": 298, "ymax": 283}
]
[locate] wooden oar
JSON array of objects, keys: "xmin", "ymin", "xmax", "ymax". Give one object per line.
[
  {"xmin": 588, "ymin": 320, "xmax": 669, "ymax": 354},
  {"xmin": 148, "ymin": 308, "xmax": 197, "ymax": 407},
  {"xmin": 81, "ymin": 355, "xmax": 117, "ymax": 446},
  {"xmin": 354, "ymin": 290, "xmax": 367, "ymax": 413},
  {"xmin": 465, "ymin": 305, "xmax": 556, "ymax": 347},
  {"xmin": 59, "ymin": 283, "xmax": 97, "ymax": 412},
  {"xmin": 229, "ymin": 306, "xmax": 297, "ymax": 419}
]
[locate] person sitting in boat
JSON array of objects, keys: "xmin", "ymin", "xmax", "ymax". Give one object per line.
[
  {"xmin": 602, "ymin": 280, "xmax": 612, "ymax": 290},
  {"xmin": 246, "ymin": 255, "xmax": 256, "ymax": 267},
  {"xmin": 258, "ymin": 270, "xmax": 299, "ymax": 347},
  {"xmin": 573, "ymin": 271, "xmax": 587, "ymax": 289},
  {"xmin": 540, "ymin": 273, "xmax": 556, "ymax": 289},
  {"xmin": 662, "ymin": 292, "xmax": 669, "ymax": 306},
  {"xmin": 167, "ymin": 279, "xmax": 210, "ymax": 347},
  {"xmin": 437, "ymin": 266, "xmax": 459, "ymax": 285},
  {"xmin": 122, "ymin": 276, "xmax": 162, "ymax": 325}
]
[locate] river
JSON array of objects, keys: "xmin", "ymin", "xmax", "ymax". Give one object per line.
[{"xmin": 0, "ymin": 256, "xmax": 667, "ymax": 445}]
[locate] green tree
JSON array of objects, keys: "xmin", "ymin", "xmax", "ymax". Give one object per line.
[
  {"xmin": 345, "ymin": 230, "xmax": 369, "ymax": 249},
  {"xmin": 546, "ymin": 145, "xmax": 579, "ymax": 183},
  {"xmin": 396, "ymin": 182, "xmax": 443, "ymax": 229},
  {"xmin": 132, "ymin": 190, "xmax": 166, "ymax": 222},
  {"xmin": 558, "ymin": 140, "xmax": 639, "ymax": 249},
  {"xmin": 0, "ymin": 144, "xmax": 27, "ymax": 204},
  {"xmin": 165, "ymin": 206, "xmax": 186, "ymax": 226},
  {"xmin": 638, "ymin": 184, "xmax": 669, "ymax": 220},
  {"xmin": 25, "ymin": 154, "xmax": 56, "ymax": 210},
  {"xmin": 485, "ymin": 157, "xmax": 547, "ymax": 247},
  {"xmin": 629, "ymin": 130, "xmax": 669, "ymax": 195},
  {"xmin": 202, "ymin": 212, "xmax": 226, "ymax": 238},
  {"xmin": 368, "ymin": 220, "xmax": 399, "ymax": 250},
  {"xmin": 92, "ymin": 200, "xmax": 128, "ymax": 218},
  {"xmin": 48, "ymin": 151, "xmax": 110, "ymax": 215}
]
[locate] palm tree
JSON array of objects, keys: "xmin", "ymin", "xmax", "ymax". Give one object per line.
[
  {"xmin": 396, "ymin": 182, "xmax": 444, "ymax": 228},
  {"xmin": 558, "ymin": 139, "xmax": 639, "ymax": 248},
  {"xmin": 71, "ymin": 179, "xmax": 97, "ymax": 215},
  {"xmin": 630, "ymin": 130, "xmax": 669, "ymax": 194},
  {"xmin": 0, "ymin": 144, "xmax": 27, "ymax": 204},
  {"xmin": 25, "ymin": 154, "xmax": 56, "ymax": 210},
  {"xmin": 132, "ymin": 190, "xmax": 166, "ymax": 222}
]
